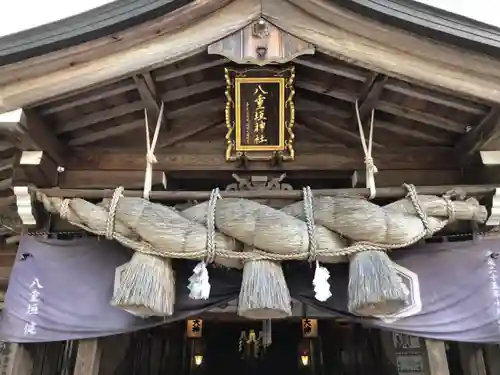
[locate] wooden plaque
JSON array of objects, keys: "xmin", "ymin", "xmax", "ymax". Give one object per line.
[
  {"xmin": 301, "ymin": 318, "xmax": 318, "ymax": 338},
  {"xmin": 224, "ymin": 67, "xmax": 295, "ymax": 162},
  {"xmin": 187, "ymin": 319, "xmax": 203, "ymax": 338}
]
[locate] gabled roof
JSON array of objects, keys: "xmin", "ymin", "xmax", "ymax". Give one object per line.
[
  {"xmin": 337, "ymin": 0, "xmax": 500, "ymax": 56},
  {"xmin": 0, "ymin": 0, "xmax": 191, "ymax": 66},
  {"xmin": 1, "ymin": 0, "xmax": 500, "ymax": 68}
]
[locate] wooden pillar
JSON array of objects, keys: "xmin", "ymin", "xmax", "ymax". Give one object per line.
[
  {"xmin": 98, "ymin": 334, "xmax": 131, "ymax": 375},
  {"xmin": 483, "ymin": 344, "xmax": 500, "ymax": 375},
  {"xmin": 1, "ymin": 342, "xmax": 33, "ymax": 375},
  {"xmin": 458, "ymin": 343, "xmax": 487, "ymax": 375},
  {"xmin": 425, "ymin": 340, "xmax": 450, "ymax": 375},
  {"xmin": 74, "ymin": 339, "xmax": 102, "ymax": 375}
]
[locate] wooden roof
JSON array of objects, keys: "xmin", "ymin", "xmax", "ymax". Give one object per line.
[{"xmin": 0, "ymin": 0, "xmax": 499, "ymax": 242}]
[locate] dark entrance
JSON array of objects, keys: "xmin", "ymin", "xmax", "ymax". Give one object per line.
[{"xmin": 199, "ymin": 321, "xmax": 305, "ymax": 375}]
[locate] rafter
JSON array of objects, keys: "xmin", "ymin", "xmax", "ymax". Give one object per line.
[
  {"xmin": 69, "ymin": 119, "xmax": 144, "ymax": 146},
  {"xmin": 454, "ymin": 107, "xmax": 500, "ymax": 165},
  {"xmin": 159, "ymin": 121, "xmax": 224, "ymax": 149},
  {"xmin": 376, "ymin": 102, "xmax": 466, "ymax": 133},
  {"xmin": 294, "ymin": 57, "xmax": 366, "ymax": 82},
  {"xmin": 297, "ymin": 117, "xmax": 383, "ymax": 148},
  {"xmin": 0, "ymin": 108, "xmax": 67, "ymax": 166},
  {"xmin": 57, "ymin": 102, "xmax": 144, "ymax": 134},
  {"xmin": 355, "ymin": 73, "xmax": 388, "ymax": 122}
]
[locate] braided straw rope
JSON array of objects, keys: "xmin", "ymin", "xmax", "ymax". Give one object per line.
[{"xmin": 36, "ymin": 184, "xmax": 487, "ymax": 267}]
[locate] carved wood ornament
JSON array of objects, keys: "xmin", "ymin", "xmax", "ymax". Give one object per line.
[{"xmin": 208, "ymin": 18, "xmax": 315, "ymax": 65}]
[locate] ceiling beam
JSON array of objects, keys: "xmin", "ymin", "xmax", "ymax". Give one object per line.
[
  {"xmin": 65, "ymin": 144, "xmax": 458, "ymax": 171},
  {"xmin": 0, "ymin": 108, "xmax": 67, "ymax": 166},
  {"xmin": 355, "ymin": 73, "xmax": 388, "ymax": 122},
  {"xmin": 454, "ymin": 107, "xmax": 500, "ymax": 165},
  {"xmin": 133, "ymin": 73, "xmax": 168, "ymax": 128}
]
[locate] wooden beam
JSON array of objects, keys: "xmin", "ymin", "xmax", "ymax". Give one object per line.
[
  {"xmin": 161, "ymin": 81, "xmax": 224, "ymax": 103},
  {"xmin": 483, "ymin": 345, "xmax": 500, "ymax": 375},
  {"xmin": 384, "ymin": 79, "xmax": 487, "ymax": 116},
  {"xmin": 159, "ymin": 121, "xmax": 223, "ymax": 149},
  {"xmin": 376, "ymin": 101, "xmax": 466, "ymax": 133},
  {"xmin": 65, "ymin": 145, "xmax": 459, "ymax": 171},
  {"xmin": 0, "ymin": 109, "xmax": 66, "ymax": 166},
  {"xmin": 376, "ymin": 120, "xmax": 450, "ymax": 146},
  {"xmin": 458, "ymin": 343, "xmax": 487, "ymax": 375},
  {"xmin": 352, "ymin": 169, "xmax": 462, "ymax": 188},
  {"xmin": 12, "ymin": 150, "xmax": 59, "ymax": 187},
  {"xmin": 133, "ymin": 73, "xmax": 168, "ymax": 128},
  {"xmin": 479, "ymin": 150, "xmax": 500, "ymax": 166},
  {"xmin": 294, "ymin": 57, "xmax": 367, "ymax": 82},
  {"xmin": 59, "ymin": 170, "xmax": 166, "ymax": 189},
  {"xmin": 40, "ymin": 81, "xmax": 137, "ymax": 115},
  {"xmin": 297, "ymin": 117, "xmax": 383, "ymax": 148},
  {"xmin": 74, "ymin": 339, "xmax": 102, "ymax": 375},
  {"xmin": 356, "ymin": 73, "xmax": 388, "ymax": 121},
  {"xmin": 295, "ymin": 81, "xmax": 356, "ymax": 103},
  {"xmin": 34, "ymin": 184, "xmax": 498, "ymax": 201},
  {"xmin": 68, "ymin": 119, "xmax": 144, "ymax": 146},
  {"xmin": 454, "ymin": 107, "xmax": 500, "ymax": 165},
  {"xmin": 154, "ymin": 57, "xmax": 228, "ymax": 82},
  {"xmin": 57, "ymin": 102, "xmax": 143, "ymax": 134}
]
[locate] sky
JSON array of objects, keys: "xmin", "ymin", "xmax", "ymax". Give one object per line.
[
  {"xmin": 415, "ymin": 0, "xmax": 500, "ymax": 27},
  {"xmin": 0, "ymin": 0, "xmax": 498, "ymax": 38},
  {"xmin": 0, "ymin": 0, "xmax": 114, "ymax": 37}
]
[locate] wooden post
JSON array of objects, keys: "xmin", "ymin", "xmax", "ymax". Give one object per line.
[
  {"xmin": 74, "ymin": 339, "xmax": 102, "ymax": 375},
  {"xmin": 483, "ymin": 344, "xmax": 500, "ymax": 375},
  {"xmin": 458, "ymin": 343, "xmax": 487, "ymax": 375},
  {"xmin": 425, "ymin": 340, "xmax": 450, "ymax": 375},
  {"xmin": 1, "ymin": 343, "xmax": 33, "ymax": 375},
  {"xmin": 98, "ymin": 334, "xmax": 131, "ymax": 375}
]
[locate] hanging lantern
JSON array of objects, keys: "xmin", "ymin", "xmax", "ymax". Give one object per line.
[
  {"xmin": 298, "ymin": 339, "xmax": 311, "ymax": 367},
  {"xmin": 191, "ymin": 337, "xmax": 205, "ymax": 368}
]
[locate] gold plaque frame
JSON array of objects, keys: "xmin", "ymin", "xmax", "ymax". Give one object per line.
[{"xmin": 225, "ymin": 66, "xmax": 295, "ymax": 162}]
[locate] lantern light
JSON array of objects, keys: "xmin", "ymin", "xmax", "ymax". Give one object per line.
[
  {"xmin": 300, "ymin": 354, "xmax": 309, "ymax": 366},
  {"xmin": 194, "ymin": 354, "xmax": 203, "ymax": 366}
]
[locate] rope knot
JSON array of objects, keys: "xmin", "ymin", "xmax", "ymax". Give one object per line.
[
  {"xmin": 146, "ymin": 151, "xmax": 158, "ymax": 165},
  {"xmin": 143, "ymin": 102, "xmax": 165, "ymax": 200},
  {"xmin": 364, "ymin": 156, "xmax": 378, "ymax": 173}
]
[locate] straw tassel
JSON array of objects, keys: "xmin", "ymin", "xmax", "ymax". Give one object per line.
[
  {"xmin": 238, "ymin": 252, "xmax": 292, "ymax": 320},
  {"xmin": 112, "ymin": 252, "xmax": 175, "ymax": 317},
  {"xmin": 347, "ymin": 250, "xmax": 407, "ymax": 316}
]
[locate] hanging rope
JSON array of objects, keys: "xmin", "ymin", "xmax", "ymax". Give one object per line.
[
  {"xmin": 143, "ymin": 102, "xmax": 165, "ymax": 200},
  {"xmin": 355, "ymin": 100, "xmax": 378, "ymax": 200},
  {"xmin": 303, "ymin": 186, "xmax": 331, "ymax": 302},
  {"xmin": 188, "ymin": 187, "xmax": 221, "ymax": 300}
]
